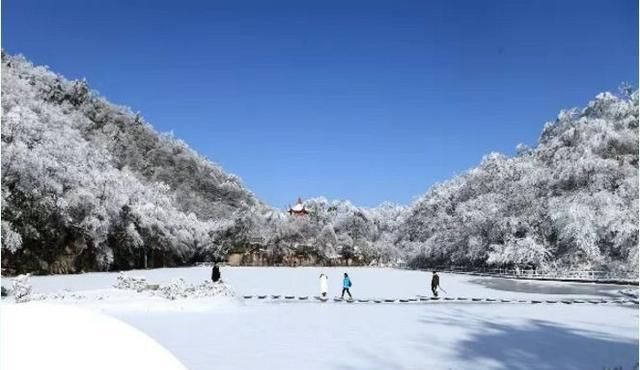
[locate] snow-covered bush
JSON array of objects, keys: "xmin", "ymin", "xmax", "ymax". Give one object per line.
[
  {"xmin": 113, "ymin": 272, "xmax": 148, "ymax": 291},
  {"xmin": 11, "ymin": 274, "xmax": 32, "ymax": 303},
  {"xmin": 155, "ymin": 278, "xmax": 234, "ymax": 300},
  {"xmin": 156, "ymin": 278, "xmax": 192, "ymax": 300},
  {"xmin": 114, "ymin": 272, "xmax": 234, "ymax": 300}
]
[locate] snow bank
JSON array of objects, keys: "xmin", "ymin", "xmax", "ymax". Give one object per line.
[{"xmin": 0, "ymin": 303, "xmax": 186, "ymax": 370}]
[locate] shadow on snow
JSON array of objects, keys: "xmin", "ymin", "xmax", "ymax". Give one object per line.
[
  {"xmin": 334, "ymin": 308, "xmax": 638, "ymax": 370},
  {"xmin": 453, "ymin": 318, "xmax": 638, "ymax": 370}
]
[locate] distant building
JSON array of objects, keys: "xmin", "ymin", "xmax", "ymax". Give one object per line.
[{"xmin": 288, "ymin": 197, "xmax": 308, "ymax": 216}]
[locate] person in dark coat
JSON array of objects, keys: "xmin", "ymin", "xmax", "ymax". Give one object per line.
[
  {"xmin": 211, "ymin": 262, "xmax": 221, "ymax": 283},
  {"xmin": 431, "ymin": 271, "xmax": 440, "ymax": 297}
]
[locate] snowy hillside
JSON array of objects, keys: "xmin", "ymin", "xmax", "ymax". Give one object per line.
[
  {"xmin": 1, "ymin": 52, "xmax": 637, "ymax": 276},
  {"xmin": 1, "ymin": 52, "xmax": 266, "ymax": 274},
  {"xmin": 401, "ymin": 91, "xmax": 639, "ymax": 274}
]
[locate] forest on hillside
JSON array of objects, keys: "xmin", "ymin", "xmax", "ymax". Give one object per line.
[
  {"xmin": 1, "ymin": 53, "xmax": 637, "ymax": 276},
  {"xmin": 1, "ymin": 53, "xmax": 266, "ymax": 273},
  {"xmin": 402, "ymin": 90, "xmax": 639, "ymax": 274}
]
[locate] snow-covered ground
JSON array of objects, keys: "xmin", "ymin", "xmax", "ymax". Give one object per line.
[
  {"xmin": 2, "ymin": 267, "xmax": 638, "ymax": 370},
  {"xmin": 1, "ymin": 303, "xmax": 187, "ymax": 370}
]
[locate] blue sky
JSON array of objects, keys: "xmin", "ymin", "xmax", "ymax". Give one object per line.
[{"xmin": 3, "ymin": 0, "xmax": 638, "ymax": 208}]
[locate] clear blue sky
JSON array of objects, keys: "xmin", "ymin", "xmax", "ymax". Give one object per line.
[{"xmin": 3, "ymin": 0, "xmax": 637, "ymax": 208}]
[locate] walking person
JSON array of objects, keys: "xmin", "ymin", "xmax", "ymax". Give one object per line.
[
  {"xmin": 341, "ymin": 273, "xmax": 353, "ymax": 299},
  {"xmin": 431, "ymin": 271, "xmax": 440, "ymax": 297},
  {"xmin": 319, "ymin": 273, "xmax": 329, "ymax": 297},
  {"xmin": 211, "ymin": 262, "xmax": 221, "ymax": 283}
]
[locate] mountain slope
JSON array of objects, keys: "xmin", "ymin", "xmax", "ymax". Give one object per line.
[
  {"xmin": 400, "ymin": 91, "xmax": 639, "ymax": 274},
  {"xmin": 1, "ymin": 52, "xmax": 266, "ymax": 273}
]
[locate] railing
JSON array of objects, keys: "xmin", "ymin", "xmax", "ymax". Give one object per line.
[{"xmin": 431, "ymin": 265, "xmax": 638, "ymax": 284}]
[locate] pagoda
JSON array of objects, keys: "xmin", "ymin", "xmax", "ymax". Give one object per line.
[{"xmin": 288, "ymin": 197, "xmax": 308, "ymax": 216}]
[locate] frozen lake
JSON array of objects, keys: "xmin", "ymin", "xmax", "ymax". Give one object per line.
[
  {"xmin": 2, "ymin": 267, "xmax": 638, "ymax": 370},
  {"xmin": 19, "ymin": 266, "xmax": 629, "ymax": 300}
]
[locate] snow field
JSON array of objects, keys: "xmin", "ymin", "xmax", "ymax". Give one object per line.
[{"xmin": 2, "ymin": 266, "xmax": 637, "ymax": 370}]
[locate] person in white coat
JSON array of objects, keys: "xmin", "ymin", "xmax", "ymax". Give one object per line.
[{"xmin": 319, "ymin": 273, "xmax": 329, "ymax": 297}]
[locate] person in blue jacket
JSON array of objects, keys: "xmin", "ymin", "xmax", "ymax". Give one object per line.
[{"xmin": 341, "ymin": 273, "xmax": 353, "ymax": 299}]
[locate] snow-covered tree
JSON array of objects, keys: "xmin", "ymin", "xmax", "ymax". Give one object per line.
[{"xmin": 403, "ymin": 90, "xmax": 638, "ymax": 274}]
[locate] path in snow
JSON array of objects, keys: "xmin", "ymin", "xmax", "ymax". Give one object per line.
[{"xmin": 239, "ymin": 294, "xmax": 638, "ymax": 305}]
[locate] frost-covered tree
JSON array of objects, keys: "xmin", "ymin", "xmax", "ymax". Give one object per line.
[
  {"xmin": 1, "ymin": 52, "xmax": 264, "ymax": 273},
  {"xmin": 402, "ymin": 90, "xmax": 638, "ymax": 275}
]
